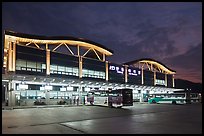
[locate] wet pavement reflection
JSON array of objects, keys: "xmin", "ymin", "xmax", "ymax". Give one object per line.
[{"xmin": 2, "ymin": 103, "xmax": 202, "ymax": 134}]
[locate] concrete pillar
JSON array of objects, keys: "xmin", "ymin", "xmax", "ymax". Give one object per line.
[
  {"xmin": 140, "ymin": 93, "xmax": 144, "ymax": 102},
  {"xmin": 124, "ymin": 65, "xmax": 128, "ymax": 83},
  {"xmin": 5, "ymin": 84, "xmax": 8, "ymax": 104},
  {"xmin": 79, "ymin": 56, "xmax": 82, "ymax": 78},
  {"xmin": 153, "ymin": 71, "xmax": 156, "ymax": 85},
  {"xmin": 78, "ymin": 85, "xmax": 82, "ymax": 104},
  {"xmin": 12, "ymin": 42, "xmax": 16, "ymax": 72},
  {"xmin": 172, "ymin": 74, "xmax": 175, "ymax": 87},
  {"xmin": 165, "ymin": 74, "xmax": 167, "ymax": 87},
  {"xmin": 45, "ymin": 90, "xmax": 50, "ymax": 105},
  {"xmin": 102, "ymin": 54, "xmax": 105, "ymax": 62},
  {"xmin": 46, "ymin": 49, "xmax": 50, "ymax": 75},
  {"xmin": 141, "ymin": 67, "xmax": 144, "ymax": 85},
  {"xmin": 105, "ymin": 61, "xmax": 109, "ymax": 81},
  {"xmin": 8, "ymin": 81, "xmax": 16, "ymax": 106},
  {"xmin": 8, "ymin": 42, "xmax": 13, "ymax": 72}
]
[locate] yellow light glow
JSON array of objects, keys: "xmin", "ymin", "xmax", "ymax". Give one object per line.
[
  {"xmin": 6, "ymin": 35, "xmax": 113, "ymax": 56},
  {"xmin": 139, "ymin": 60, "xmax": 175, "ymax": 74}
]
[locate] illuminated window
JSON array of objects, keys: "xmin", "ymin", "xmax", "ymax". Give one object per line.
[
  {"xmin": 50, "ymin": 65, "xmax": 57, "ymax": 71},
  {"xmin": 27, "ymin": 61, "xmax": 36, "ymax": 68},
  {"xmin": 16, "ymin": 59, "xmax": 26, "ymax": 67},
  {"xmin": 82, "ymin": 68, "xmax": 105, "ymax": 79},
  {"xmin": 58, "ymin": 66, "xmax": 65, "ymax": 72},
  {"xmin": 42, "ymin": 64, "xmax": 46, "ymax": 69}
]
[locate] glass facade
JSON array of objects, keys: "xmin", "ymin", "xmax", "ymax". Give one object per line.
[
  {"xmin": 108, "ymin": 63, "xmax": 125, "ymax": 83},
  {"xmin": 16, "ymin": 45, "xmax": 46, "ymax": 75},
  {"xmin": 16, "ymin": 59, "xmax": 46, "ymax": 74},
  {"xmin": 82, "ymin": 57, "xmax": 105, "ymax": 80},
  {"xmin": 3, "ymin": 32, "xmax": 178, "ymax": 107},
  {"xmin": 167, "ymin": 74, "xmax": 173, "ymax": 88},
  {"xmin": 50, "ymin": 52, "xmax": 79, "ymax": 77},
  {"xmin": 143, "ymin": 70, "xmax": 154, "ymax": 86},
  {"xmin": 127, "ymin": 67, "xmax": 142, "ymax": 85}
]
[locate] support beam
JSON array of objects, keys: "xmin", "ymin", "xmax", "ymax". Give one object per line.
[
  {"xmin": 105, "ymin": 61, "xmax": 109, "ymax": 81},
  {"xmin": 124, "ymin": 65, "xmax": 128, "ymax": 83},
  {"xmin": 8, "ymin": 42, "xmax": 13, "ymax": 72},
  {"xmin": 79, "ymin": 56, "xmax": 82, "ymax": 78},
  {"xmin": 141, "ymin": 67, "xmax": 144, "ymax": 85},
  {"xmin": 53, "ymin": 43, "xmax": 63, "ymax": 51},
  {"xmin": 102, "ymin": 54, "xmax": 105, "ymax": 62},
  {"xmin": 165, "ymin": 74, "xmax": 167, "ymax": 87},
  {"xmin": 172, "ymin": 74, "xmax": 175, "ymax": 87},
  {"xmin": 64, "ymin": 43, "xmax": 74, "ymax": 55},
  {"xmin": 154, "ymin": 71, "xmax": 156, "ymax": 85},
  {"xmin": 82, "ymin": 48, "xmax": 92, "ymax": 57},
  {"xmin": 46, "ymin": 49, "xmax": 50, "ymax": 75},
  {"xmin": 12, "ymin": 42, "xmax": 16, "ymax": 72},
  {"xmin": 92, "ymin": 48, "xmax": 101, "ymax": 61},
  {"xmin": 77, "ymin": 45, "xmax": 80, "ymax": 56}
]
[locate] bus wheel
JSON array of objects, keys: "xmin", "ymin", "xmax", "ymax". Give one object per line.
[
  {"xmin": 172, "ymin": 101, "xmax": 176, "ymax": 104},
  {"xmin": 152, "ymin": 100, "xmax": 156, "ymax": 104}
]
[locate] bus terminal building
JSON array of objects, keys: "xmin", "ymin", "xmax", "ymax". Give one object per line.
[{"xmin": 2, "ymin": 30, "xmax": 183, "ymax": 106}]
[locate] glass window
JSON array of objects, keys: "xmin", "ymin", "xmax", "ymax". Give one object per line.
[
  {"xmin": 95, "ymin": 71, "xmax": 99, "ymax": 76},
  {"xmin": 42, "ymin": 64, "xmax": 46, "ymax": 69},
  {"xmin": 66, "ymin": 67, "xmax": 72, "ymax": 72},
  {"xmin": 20, "ymin": 91, "xmax": 26, "ymax": 99},
  {"xmin": 58, "ymin": 92, "xmax": 64, "ymax": 98},
  {"xmin": 37, "ymin": 91, "xmax": 45, "ymax": 98},
  {"xmin": 58, "ymin": 66, "xmax": 65, "ymax": 72},
  {"xmin": 27, "ymin": 90, "xmax": 37, "ymax": 99},
  {"xmin": 16, "ymin": 66, "xmax": 21, "ymax": 70},
  {"xmin": 50, "ymin": 65, "xmax": 57, "ymax": 71},
  {"xmin": 73, "ymin": 67, "xmax": 79, "ymax": 75},
  {"xmin": 36, "ymin": 62, "xmax": 42, "ymax": 69},
  {"xmin": 16, "ymin": 59, "xmax": 26, "ymax": 67},
  {"xmin": 89, "ymin": 70, "xmax": 94, "ymax": 76},
  {"xmin": 82, "ymin": 69, "xmax": 88, "ymax": 74},
  {"xmin": 27, "ymin": 61, "xmax": 36, "ymax": 68},
  {"xmin": 50, "ymin": 91, "xmax": 58, "ymax": 99}
]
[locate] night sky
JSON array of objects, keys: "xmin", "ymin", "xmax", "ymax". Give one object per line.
[{"xmin": 2, "ymin": 2, "xmax": 202, "ymax": 83}]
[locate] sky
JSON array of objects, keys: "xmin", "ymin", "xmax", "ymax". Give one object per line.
[{"xmin": 2, "ymin": 2, "xmax": 202, "ymax": 83}]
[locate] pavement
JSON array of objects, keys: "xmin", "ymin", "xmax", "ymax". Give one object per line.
[{"xmin": 2, "ymin": 102, "xmax": 202, "ymax": 134}]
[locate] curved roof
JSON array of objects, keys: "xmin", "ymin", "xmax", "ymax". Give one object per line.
[
  {"xmin": 124, "ymin": 58, "xmax": 176, "ymax": 74},
  {"xmin": 4, "ymin": 30, "xmax": 113, "ymax": 56}
]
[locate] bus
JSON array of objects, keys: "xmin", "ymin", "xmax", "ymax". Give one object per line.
[
  {"xmin": 189, "ymin": 93, "xmax": 202, "ymax": 103},
  {"xmin": 86, "ymin": 88, "xmax": 133, "ymax": 108},
  {"xmin": 148, "ymin": 93, "xmax": 186, "ymax": 104}
]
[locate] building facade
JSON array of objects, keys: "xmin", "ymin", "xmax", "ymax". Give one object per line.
[{"xmin": 2, "ymin": 30, "xmax": 182, "ymax": 106}]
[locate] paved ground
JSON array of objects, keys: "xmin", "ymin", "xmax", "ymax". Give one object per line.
[{"xmin": 2, "ymin": 103, "xmax": 202, "ymax": 134}]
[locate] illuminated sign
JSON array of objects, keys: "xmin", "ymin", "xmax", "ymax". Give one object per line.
[
  {"xmin": 67, "ymin": 86, "xmax": 73, "ymax": 91},
  {"xmin": 128, "ymin": 68, "xmax": 141, "ymax": 76},
  {"xmin": 19, "ymin": 84, "xmax": 28, "ymax": 90},
  {"xmin": 84, "ymin": 87, "xmax": 91, "ymax": 92},
  {"xmin": 109, "ymin": 65, "xmax": 124, "ymax": 74},
  {"xmin": 45, "ymin": 85, "xmax": 53, "ymax": 90},
  {"xmin": 40, "ymin": 87, "xmax": 45, "ymax": 90},
  {"xmin": 60, "ymin": 87, "xmax": 67, "ymax": 91},
  {"xmin": 155, "ymin": 79, "xmax": 165, "ymax": 85}
]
